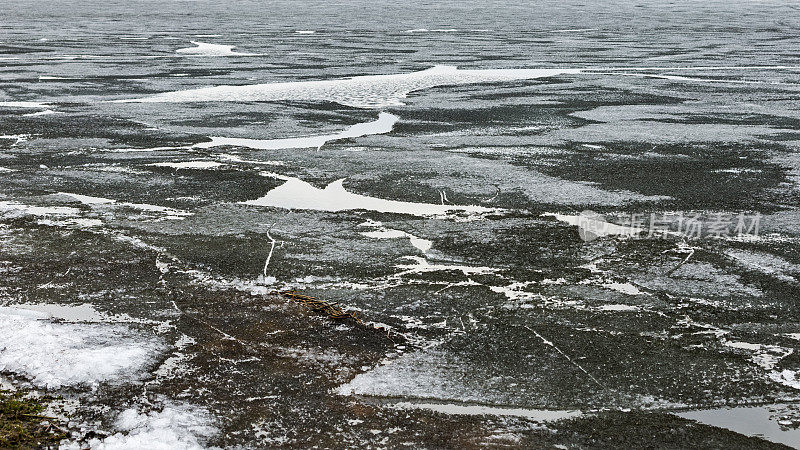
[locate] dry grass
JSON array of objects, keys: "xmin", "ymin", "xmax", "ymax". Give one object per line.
[
  {"xmin": 271, "ymin": 290, "xmax": 363, "ymax": 322},
  {"xmin": 0, "ymin": 390, "xmax": 68, "ymax": 449}
]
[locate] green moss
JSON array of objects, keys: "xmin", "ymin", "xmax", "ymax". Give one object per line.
[{"xmin": 0, "ymin": 390, "xmax": 67, "ymax": 449}]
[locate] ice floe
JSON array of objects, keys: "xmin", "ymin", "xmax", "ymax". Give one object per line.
[
  {"xmin": 243, "ymin": 175, "xmax": 501, "ymax": 217},
  {"xmin": 0, "ymin": 307, "xmax": 161, "ymax": 388},
  {"xmin": 175, "ymin": 41, "xmax": 256, "ymax": 56},
  {"xmin": 194, "ymin": 112, "xmax": 398, "ymax": 150},
  {"xmin": 115, "ymin": 65, "xmax": 582, "ymax": 109}
]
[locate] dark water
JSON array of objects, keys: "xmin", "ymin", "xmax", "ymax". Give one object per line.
[{"xmin": 2, "ymin": 0, "xmax": 800, "ymax": 447}]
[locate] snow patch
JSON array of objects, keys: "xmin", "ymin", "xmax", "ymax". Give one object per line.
[
  {"xmin": 115, "ymin": 65, "xmax": 581, "ymax": 109},
  {"xmin": 89, "ymin": 402, "xmax": 218, "ymax": 450},
  {"xmin": 0, "ymin": 101, "xmax": 49, "ymax": 109},
  {"xmin": 0, "ymin": 307, "xmax": 161, "ymax": 388},
  {"xmin": 391, "ymin": 401, "xmax": 581, "ymax": 421},
  {"xmin": 194, "ymin": 112, "xmax": 397, "ymax": 150},
  {"xmin": 56, "ymin": 192, "xmax": 192, "ymax": 218},
  {"xmin": 597, "ymin": 304, "xmax": 640, "ymax": 312},
  {"xmin": 359, "ymin": 219, "xmax": 432, "ymax": 253},
  {"xmin": 395, "ymin": 256, "xmax": 498, "ymax": 277},
  {"xmin": 243, "ymin": 175, "xmax": 500, "ymax": 218},
  {"xmin": 150, "ymin": 160, "xmax": 224, "ymax": 170},
  {"xmin": 0, "ymin": 201, "xmax": 80, "ymax": 218},
  {"xmin": 601, "ymin": 282, "xmax": 644, "ymax": 296},
  {"xmin": 175, "ymin": 41, "xmax": 255, "ymax": 56},
  {"xmin": 23, "ymin": 109, "xmax": 58, "ymax": 117},
  {"xmin": 770, "ymin": 370, "xmax": 800, "ymax": 390}
]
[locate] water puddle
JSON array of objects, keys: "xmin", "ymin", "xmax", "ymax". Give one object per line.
[{"xmin": 676, "ymin": 404, "xmax": 800, "ymax": 448}]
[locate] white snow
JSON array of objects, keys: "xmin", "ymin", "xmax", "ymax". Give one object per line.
[
  {"xmin": 0, "ymin": 201, "xmax": 80, "ymax": 218},
  {"xmin": 115, "ymin": 65, "xmax": 800, "ymax": 109},
  {"xmin": 391, "ymin": 401, "xmax": 581, "ymax": 421},
  {"xmin": 359, "ymin": 219, "xmax": 433, "ymax": 253},
  {"xmin": 395, "ymin": 256, "xmax": 498, "ymax": 276},
  {"xmin": 175, "ymin": 41, "xmax": 255, "ymax": 56},
  {"xmin": 489, "ymin": 282, "xmax": 540, "ymax": 302},
  {"xmin": 11, "ymin": 302, "xmax": 156, "ymax": 325},
  {"xmin": 0, "ymin": 307, "xmax": 161, "ymax": 388},
  {"xmin": 216, "ymin": 153, "xmax": 284, "ymax": 165},
  {"xmin": 105, "ymin": 145, "xmax": 191, "ymax": 153},
  {"xmin": 770, "ymin": 370, "xmax": 800, "ymax": 390},
  {"xmin": 550, "ymin": 28, "xmax": 597, "ymax": 33},
  {"xmin": 601, "ymin": 282, "xmax": 644, "ymax": 296},
  {"xmin": 115, "ymin": 65, "xmax": 582, "ymax": 109},
  {"xmin": 0, "ymin": 101, "xmax": 49, "ymax": 109},
  {"xmin": 56, "ymin": 192, "xmax": 192, "ymax": 217},
  {"xmin": 594, "ymin": 71, "xmax": 765, "ymax": 85},
  {"xmin": 0, "ymin": 134, "xmax": 30, "ymax": 145},
  {"xmin": 23, "ymin": 109, "xmax": 58, "ymax": 117},
  {"xmin": 149, "ymin": 160, "xmax": 224, "ymax": 170},
  {"xmin": 59, "ymin": 192, "xmax": 115, "ymax": 205},
  {"xmin": 597, "ymin": 304, "xmax": 640, "ymax": 312},
  {"xmin": 194, "ymin": 112, "xmax": 398, "ymax": 150},
  {"xmin": 89, "ymin": 402, "xmax": 218, "ymax": 450},
  {"xmin": 544, "ymin": 212, "xmax": 643, "ymax": 239},
  {"xmin": 404, "ymin": 29, "xmax": 459, "ymax": 33},
  {"xmin": 243, "ymin": 175, "xmax": 500, "ymax": 217},
  {"xmin": 723, "ymin": 340, "xmax": 793, "ymax": 371},
  {"xmin": 36, "ymin": 217, "xmax": 104, "ymax": 228}
]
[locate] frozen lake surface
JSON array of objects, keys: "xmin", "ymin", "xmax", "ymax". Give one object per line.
[{"xmin": 1, "ymin": 0, "xmax": 800, "ymax": 447}]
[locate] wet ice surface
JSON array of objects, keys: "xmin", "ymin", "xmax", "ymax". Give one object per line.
[
  {"xmin": 677, "ymin": 404, "xmax": 800, "ymax": 448},
  {"xmin": 2, "ymin": 0, "xmax": 800, "ymax": 447}
]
